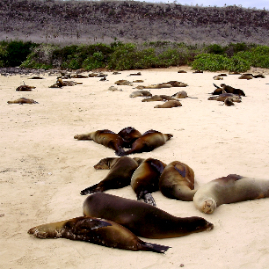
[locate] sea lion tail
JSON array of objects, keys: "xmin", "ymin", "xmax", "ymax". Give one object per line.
[{"xmin": 141, "ymin": 242, "xmax": 171, "ymax": 254}]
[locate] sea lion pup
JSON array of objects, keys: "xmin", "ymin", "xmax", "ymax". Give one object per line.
[
  {"xmin": 117, "ymin": 126, "xmax": 142, "ymax": 148},
  {"xmin": 129, "ymin": 90, "xmax": 152, "ymax": 98},
  {"xmin": 28, "ymin": 216, "xmax": 170, "ymax": 253},
  {"xmin": 208, "ymin": 93, "xmax": 241, "ymax": 103},
  {"xmin": 224, "ymin": 97, "xmax": 234, "ymax": 106},
  {"xmin": 80, "ymin": 156, "xmax": 139, "ymax": 195},
  {"xmin": 213, "ymin": 75, "xmax": 223, "ymax": 80},
  {"xmin": 7, "ymin": 97, "xmax": 38, "ymax": 104},
  {"xmin": 123, "ymin": 130, "xmax": 173, "ymax": 156},
  {"xmin": 130, "ymin": 158, "xmax": 167, "ymax": 206},
  {"xmin": 83, "ymin": 193, "xmax": 214, "ymax": 239},
  {"xmin": 154, "ymin": 100, "xmax": 182, "ymax": 108},
  {"xmin": 74, "ymin": 129, "xmax": 125, "ymax": 156},
  {"xmin": 16, "ymin": 85, "xmax": 36, "ymax": 91},
  {"xmin": 193, "ymin": 174, "xmax": 269, "ymax": 214},
  {"xmin": 216, "ymin": 83, "xmax": 246, "ymax": 96},
  {"xmin": 159, "ymin": 161, "xmax": 196, "ymax": 201}
]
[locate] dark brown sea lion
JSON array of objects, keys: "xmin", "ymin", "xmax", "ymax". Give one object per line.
[
  {"xmin": 238, "ymin": 74, "xmax": 253, "ymax": 80},
  {"xmin": 193, "ymin": 174, "xmax": 269, "ymax": 214},
  {"xmin": 123, "ymin": 130, "xmax": 173, "ymax": 156},
  {"xmin": 28, "ymin": 216, "xmax": 170, "ymax": 253},
  {"xmin": 83, "ymin": 193, "xmax": 214, "ymax": 239},
  {"xmin": 7, "ymin": 97, "xmax": 38, "ymax": 104},
  {"xmin": 16, "ymin": 85, "xmax": 36, "ymax": 91},
  {"xmin": 117, "ymin": 127, "xmax": 142, "ymax": 148},
  {"xmin": 219, "ymin": 83, "xmax": 246, "ymax": 96},
  {"xmin": 178, "ymin": 70, "xmax": 187, "ymax": 73},
  {"xmin": 154, "ymin": 100, "xmax": 182, "ymax": 108},
  {"xmin": 74, "ymin": 129, "xmax": 125, "ymax": 156},
  {"xmin": 80, "ymin": 156, "xmax": 139, "ymax": 195},
  {"xmin": 159, "ymin": 161, "xmax": 196, "ymax": 201},
  {"xmin": 130, "ymin": 158, "xmax": 167, "ymax": 206}
]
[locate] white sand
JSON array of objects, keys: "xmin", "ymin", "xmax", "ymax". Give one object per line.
[{"xmin": 1, "ymin": 67, "xmax": 269, "ymax": 269}]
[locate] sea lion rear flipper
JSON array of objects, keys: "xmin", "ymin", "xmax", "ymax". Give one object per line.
[
  {"xmin": 80, "ymin": 184, "xmax": 101, "ymax": 195},
  {"xmin": 213, "ymin": 83, "xmax": 219, "ymax": 88},
  {"xmin": 141, "ymin": 242, "xmax": 171, "ymax": 254}
]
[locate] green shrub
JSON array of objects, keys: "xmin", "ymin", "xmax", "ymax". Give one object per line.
[
  {"xmin": 226, "ymin": 55, "xmax": 250, "ymax": 72},
  {"xmin": 206, "ymin": 44, "xmax": 225, "ymax": 55}
]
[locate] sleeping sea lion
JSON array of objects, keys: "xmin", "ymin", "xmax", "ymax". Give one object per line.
[
  {"xmin": 224, "ymin": 97, "xmax": 234, "ymax": 106},
  {"xmin": 16, "ymin": 85, "xmax": 36, "ymax": 91},
  {"xmin": 129, "ymin": 90, "xmax": 152, "ymax": 98},
  {"xmin": 117, "ymin": 127, "xmax": 142, "ymax": 148},
  {"xmin": 130, "ymin": 158, "xmax": 167, "ymax": 206},
  {"xmin": 28, "ymin": 216, "xmax": 170, "ymax": 253},
  {"xmin": 193, "ymin": 174, "xmax": 269, "ymax": 214},
  {"xmin": 159, "ymin": 161, "xmax": 196, "ymax": 201},
  {"xmin": 83, "ymin": 193, "xmax": 214, "ymax": 239},
  {"xmin": 154, "ymin": 100, "xmax": 182, "ymax": 108},
  {"xmin": 80, "ymin": 156, "xmax": 139, "ymax": 195},
  {"xmin": 7, "ymin": 97, "xmax": 38, "ymax": 104},
  {"xmin": 208, "ymin": 93, "xmax": 241, "ymax": 103},
  {"xmin": 123, "ymin": 130, "xmax": 173, "ymax": 155},
  {"xmin": 74, "ymin": 129, "xmax": 125, "ymax": 156},
  {"xmin": 142, "ymin": 95, "xmax": 177, "ymax": 102}
]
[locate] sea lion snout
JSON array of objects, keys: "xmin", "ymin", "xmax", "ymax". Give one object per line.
[{"xmin": 205, "ymin": 221, "xmax": 214, "ymax": 231}]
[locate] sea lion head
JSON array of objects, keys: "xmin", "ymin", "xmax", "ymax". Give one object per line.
[
  {"xmin": 186, "ymin": 216, "xmax": 214, "ymax": 233},
  {"xmin": 166, "ymin": 134, "xmax": 173, "ymax": 140},
  {"xmin": 201, "ymin": 198, "xmax": 217, "ymax": 214}
]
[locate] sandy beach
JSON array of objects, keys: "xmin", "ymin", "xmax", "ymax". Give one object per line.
[{"xmin": 1, "ymin": 66, "xmax": 269, "ymax": 269}]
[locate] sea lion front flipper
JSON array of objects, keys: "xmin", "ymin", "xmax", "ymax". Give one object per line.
[
  {"xmin": 80, "ymin": 184, "xmax": 101, "ymax": 195},
  {"xmin": 140, "ymin": 192, "xmax": 156, "ymax": 207}
]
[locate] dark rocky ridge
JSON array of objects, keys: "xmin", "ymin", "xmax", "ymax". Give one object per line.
[{"xmin": 1, "ymin": 0, "xmax": 269, "ymax": 45}]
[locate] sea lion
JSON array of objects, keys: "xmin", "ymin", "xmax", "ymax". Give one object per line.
[
  {"xmin": 215, "ymin": 83, "xmax": 246, "ymax": 96},
  {"xmin": 213, "ymin": 75, "xmax": 223, "ymax": 80},
  {"xmin": 159, "ymin": 161, "xmax": 196, "ymax": 201},
  {"xmin": 123, "ymin": 130, "xmax": 173, "ymax": 156},
  {"xmin": 166, "ymin": 81, "xmax": 188, "ymax": 87},
  {"xmin": 238, "ymin": 74, "xmax": 253, "ymax": 80},
  {"xmin": 130, "ymin": 158, "xmax": 167, "ymax": 206},
  {"xmin": 117, "ymin": 126, "xmax": 142, "ymax": 148},
  {"xmin": 142, "ymin": 95, "xmax": 177, "ymax": 102},
  {"xmin": 16, "ymin": 85, "xmax": 36, "ymax": 91},
  {"xmin": 208, "ymin": 93, "xmax": 241, "ymax": 103},
  {"xmin": 154, "ymin": 100, "xmax": 182, "ymax": 108},
  {"xmin": 193, "ymin": 174, "xmax": 269, "ymax": 214},
  {"xmin": 115, "ymin": 80, "xmax": 133, "ymax": 86},
  {"xmin": 74, "ymin": 129, "xmax": 125, "ymax": 156},
  {"xmin": 7, "ymin": 97, "xmax": 38, "ymax": 104},
  {"xmin": 49, "ymin": 78, "xmax": 82, "ymax": 88},
  {"xmin": 178, "ymin": 70, "xmax": 187, "ymax": 73},
  {"xmin": 172, "ymin": 90, "xmax": 188, "ymax": 98},
  {"xmin": 129, "ymin": 90, "xmax": 152, "ymax": 98},
  {"xmin": 28, "ymin": 216, "xmax": 170, "ymax": 253},
  {"xmin": 129, "ymin": 72, "xmax": 141, "ymax": 76},
  {"xmin": 83, "ymin": 193, "xmax": 214, "ymax": 239},
  {"xmin": 80, "ymin": 156, "xmax": 139, "ymax": 195}
]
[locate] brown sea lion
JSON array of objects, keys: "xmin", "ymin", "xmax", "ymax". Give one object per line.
[
  {"xmin": 142, "ymin": 95, "xmax": 177, "ymax": 102},
  {"xmin": 117, "ymin": 127, "xmax": 142, "ymax": 148},
  {"xmin": 123, "ymin": 130, "xmax": 173, "ymax": 156},
  {"xmin": 172, "ymin": 90, "xmax": 188, "ymax": 98},
  {"xmin": 154, "ymin": 100, "xmax": 182, "ymax": 108},
  {"xmin": 115, "ymin": 80, "xmax": 133, "ymax": 86},
  {"xmin": 28, "ymin": 216, "xmax": 170, "ymax": 253},
  {"xmin": 129, "ymin": 90, "xmax": 152, "ymax": 98},
  {"xmin": 224, "ymin": 97, "xmax": 235, "ymax": 106},
  {"xmin": 213, "ymin": 75, "xmax": 223, "ymax": 80},
  {"xmin": 166, "ymin": 81, "xmax": 188, "ymax": 87},
  {"xmin": 74, "ymin": 129, "xmax": 125, "ymax": 156},
  {"xmin": 80, "ymin": 156, "xmax": 139, "ymax": 195},
  {"xmin": 83, "ymin": 193, "xmax": 214, "ymax": 239},
  {"xmin": 159, "ymin": 161, "xmax": 196, "ymax": 201},
  {"xmin": 178, "ymin": 70, "xmax": 187, "ymax": 73},
  {"xmin": 130, "ymin": 158, "xmax": 167, "ymax": 206},
  {"xmin": 16, "ymin": 85, "xmax": 36, "ymax": 91},
  {"xmin": 7, "ymin": 97, "xmax": 38, "ymax": 104},
  {"xmin": 238, "ymin": 74, "xmax": 253, "ymax": 80},
  {"xmin": 49, "ymin": 78, "xmax": 82, "ymax": 88},
  {"xmin": 193, "ymin": 174, "xmax": 269, "ymax": 214},
  {"xmin": 193, "ymin": 70, "xmax": 203, "ymax": 73},
  {"xmin": 129, "ymin": 72, "xmax": 141, "ymax": 76},
  {"xmin": 218, "ymin": 83, "xmax": 246, "ymax": 96}
]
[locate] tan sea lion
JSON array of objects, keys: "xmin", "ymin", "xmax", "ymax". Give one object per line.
[
  {"xmin": 208, "ymin": 93, "xmax": 241, "ymax": 103},
  {"xmin": 117, "ymin": 126, "xmax": 142, "ymax": 148},
  {"xmin": 49, "ymin": 78, "xmax": 82, "ymax": 88},
  {"xmin": 224, "ymin": 97, "xmax": 235, "ymax": 106},
  {"xmin": 130, "ymin": 158, "xmax": 167, "ymax": 206},
  {"xmin": 159, "ymin": 161, "xmax": 196, "ymax": 201},
  {"xmin": 115, "ymin": 80, "xmax": 133, "ymax": 86},
  {"xmin": 28, "ymin": 216, "xmax": 170, "ymax": 253},
  {"xmin": 74, "ymin": 129, "xmax": 125, "ymax": 156},
  {"xmin": 123, "ymin": 130, "xmax": 173, "ymax": 156},
  {"xmin": 142, "ymin": 95, "xmax": 177, "ymax": 102},
  {"xmin": 172, "ymin": 90, "xmax": 188, "ymax": 98},
  {"xmin": 193, "ymin": 174, "xmax": 269, "ymax": 214},
  {"xmin": 213, "ymin": 75, "xmax": 224, "ymax": 80},
  {"xmin": 129, "ymin": 72, "xmax": 141, "ymax": 76},
  {"xmin": 80, "ymin": 156, "xmax": 139, "ymax": 195},
  {"xmin": 154, "ymin": 100, "xmax": 182, "ymax": 108},
  {"xmin": 166, "ymin": 81, "xmax": 188, "ymax": 87},
  {"xmin": 129, "ymin": 90, "xmax": 152, "ymax": 98},
  {"xmin": 7, "ymin": 97, "xmax": 38, "ymax": 104},
  {"xmin": 16, "ymin": 85, "xmax": 36, "ymax": 91},
  {"xmin": 83, "ymin": 193, "xmax": 214, "ymax": 239}
]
